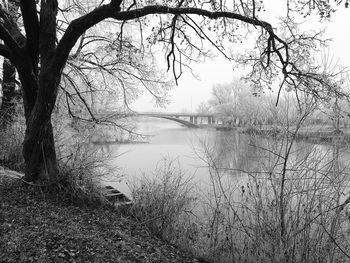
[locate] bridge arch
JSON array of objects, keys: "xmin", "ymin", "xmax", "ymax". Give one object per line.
[
  {"xmin": 149, "ymin": 115, "xmax": 199, "ymax": 128},
  {"xmin": 122, "ymin": 112, "xmax": 215, "ymax": 128}
]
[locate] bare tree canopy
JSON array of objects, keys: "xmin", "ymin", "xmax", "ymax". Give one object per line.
[
  {"xmin": 284, "ymin": 0, "xmax": 349, "ymax": 18},
  {"xmin": 0, "ymin": 0, "xmax": 346, "ymax": 182}
]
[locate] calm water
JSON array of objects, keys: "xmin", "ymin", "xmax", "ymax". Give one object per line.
[
  {"xmin": 103, "ymin": 118, "xmax": 218, "ymax": 194},
  {"xmin": 102, "ymin": 117, "xmax": 350, "ymax": 197}
]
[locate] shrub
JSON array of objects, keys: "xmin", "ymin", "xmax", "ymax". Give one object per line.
[
  {"xmin": 130, "ymin": 158, "xmax": 196, "ymax": 243},
  {"xmin": 0, "ymin": 103, "xmax": 25, "ymax": 171},
  {"xmin": 0, "ymin": 107, "xmax": 120, "ymax": 206},
  {"xmin": 196, "ymin": 131, "xmax": 350, "ymax": 263},
  {"xmin": 55, "ymin": 132, "xmax": 117, "ymax": 205}
]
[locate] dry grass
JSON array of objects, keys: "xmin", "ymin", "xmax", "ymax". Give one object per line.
[
  {"xmin": 130, "ymin": 158, "xmax": 196, "ymax": 243},
  {"xmin": 128, "ymin": 131, "xmax": 350, "ymax": 263},
  {"xmin": 0, "ymin": 108, "xmax": 118, "ymax": 206},
  {"xmin": 194, "ymin": 130, "xmax": 350, "ymax": 263},
  {"xmin": 0, "ymin": 106, "xmax": 25, "ymax": 171}
]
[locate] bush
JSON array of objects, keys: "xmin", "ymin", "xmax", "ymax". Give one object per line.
[
  {"xmin": 130, "ymin": 158, "xmax": 196, "ymax": 243},
  {"xmin": 0, "ymin": 104, "xmax": 25, "ymax": 171},
  {"xmin": 195, "ymin": 131, "xmax": 350, "ymax": 263},
  {"xmin": 55, "ymin": 130, "xmax": 117, "ymax": 205},
  {"xmin": 0, "ymin": 107, "xmax": 118, "ymax": 206}
]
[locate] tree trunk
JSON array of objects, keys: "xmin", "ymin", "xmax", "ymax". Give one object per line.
[
  {"xmin": 22, "ymin": 116, "xmax": 58, "ymax": 182},
  {"xmin": 21, "ymin": 70, "xmax": 59, "ymax": 183},
  {"xmin": 0, "ymin": 59, "xmax": 17, "ymax": 128}
]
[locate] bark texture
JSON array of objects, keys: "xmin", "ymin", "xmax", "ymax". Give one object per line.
[
  {"xmin": 21, "ymin": 0, "xmax": 59, "ymax": 182},
  {"xmin": 0, "ymin": 59, "xmax": 17, "ymax": 127},
  {"xmin": 0, "ymin": 0, "xmax": 20, "ymax": 128}
]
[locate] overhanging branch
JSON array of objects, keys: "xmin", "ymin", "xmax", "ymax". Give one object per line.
[
  {"xmin": 114, "ymin": 5, "xmax": 273, "ymax": 31},
  {"xmin": 54, "ymin": 3, "xmax": 275, "ymax": 82},
  {"xmin": 55, "ymin": 2, "xmax": 121, "ymax": 75}
]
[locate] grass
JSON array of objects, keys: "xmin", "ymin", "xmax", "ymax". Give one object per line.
[
  {"xmin": 192, "ymin": 128, "xmax": 350, "ymax": 263},
  {"xmin": 130, "ymin": 158, "xmax": 196, "ymax": 242},
  {"xmin": 0, "ymin": 108, "xmax": 25, "ymax": 171},
  {"xmin": 127, "ymin": 127, "xmax": 350, "ymax": 263},
  {"xmin": 0, "ymin": 108, "xmax": 122, "ymax": 205},
  {"xmin": 55, "ymin": 138, "xmax": 114, "ymax": 205}
]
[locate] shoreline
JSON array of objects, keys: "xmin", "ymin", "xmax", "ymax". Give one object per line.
[{"xmin": 240, "ymin": 126, "xmax": 350, "ymax": 143}]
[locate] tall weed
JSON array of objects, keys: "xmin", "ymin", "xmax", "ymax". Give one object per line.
[
  {"xmin": 54, "ymin": 114, "xmax": 118, "ymax": 204},
  {"xmin": 196, "ymin": 131, "xmax": 350, "ymax": 263},
  {"xmin": 130, "ymin": 158, "xmax": 196, "ymax": 243},
  {"xmin": 0, "ymin": 104, "xmax": 25, "ymax": 171}
]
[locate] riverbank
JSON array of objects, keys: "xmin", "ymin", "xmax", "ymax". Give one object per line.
[
  {"xmin": 0, "ymin": 174, "xmax": 204, "ymax": 263},
  {"xmin": 238, "ymin": 125, "xmax": 350, "ymax": 143}
]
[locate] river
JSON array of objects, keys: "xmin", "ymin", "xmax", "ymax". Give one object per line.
[
  {"xmin": 95, "ymin": 117, "xmax": 350, "ymax": 262},
  {"xmin": 99, "ymin": 117, "xmax": 350, "ymax": 200}
]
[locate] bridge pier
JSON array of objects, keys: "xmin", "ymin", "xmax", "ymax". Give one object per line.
[
  {"xmin": 189, "ymin": 116, "xmax": 198, "ymax": 124},
  {"xmin": 208, "ymin": 116, "xmax": 215, "ymax": 125}
]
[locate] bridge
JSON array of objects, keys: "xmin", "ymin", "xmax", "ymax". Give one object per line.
[
  {"xmin": 98, "ymin": 111, "xmax": 217, "ymax": 128},
  {"xmin": 136, "ymin": 112, "xmax": 216, "ymax": 128}
]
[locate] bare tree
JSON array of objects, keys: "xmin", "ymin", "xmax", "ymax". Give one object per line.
[
  {"xmin": 57, "ymin": 1, "xmax": 172, "ymax": 122},
  {"xmin": 285, "ymin": 0, "xmax": 349, "ymax": 18},
  {"xmin": 0, "ymin": 0, "xmax": 344, "ymax": 183},
  {"xmin": 196, "ymin": 101, "xmax": 212, "ymax": 115},
  {"xmin": 208, "ymin": 79, "xmax": 265, "ymax": 126}
]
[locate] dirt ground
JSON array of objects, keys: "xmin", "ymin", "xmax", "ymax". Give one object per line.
[{"xmin": 0, "ymin": 176, "xmax": 205, "ymax": 263}]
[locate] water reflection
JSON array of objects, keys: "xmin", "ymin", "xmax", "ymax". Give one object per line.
[
  {"xmin": 103, "ymin": 118, "xmax": 350, "ymax": 199},
  {"xmin": 98, "ymin": 118, "xmax": 350, "ymax": 262}
]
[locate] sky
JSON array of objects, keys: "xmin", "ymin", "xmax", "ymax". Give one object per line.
[{"xmin": 131, "ymin": 1, "xmax": 350, "ymax": 113}]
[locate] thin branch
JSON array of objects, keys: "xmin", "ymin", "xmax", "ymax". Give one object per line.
[
  {"xmin": 62, "ymin": 72, "xmax": 98, "ymax": 122},
  {"xmin": 55, "ymin": 3, "xmax": 275, "ymax": 79}
]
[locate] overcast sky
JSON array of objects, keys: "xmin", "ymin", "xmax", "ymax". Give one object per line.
[{"xmin": 132, "ymin": 1, "xmax": 350, "ymax": 113}]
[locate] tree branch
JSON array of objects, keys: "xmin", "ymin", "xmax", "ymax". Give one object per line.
[
  {"xmin": 55, "ymin": 2, "xmax": 122, "ymax": 75},
  {"xmin": 0, "ymin": 3, "xmax": 25, "ymax": 47},
  {"xmin": 54, "ymin": 3, "xmax": 275, "ymax": 85},
  {"xmin": 0, "ymin": 43, "xmax": 11, "ymax": 59},
  {"xmin": 39, "ymin": 0, "xmax": 58, "ymax": 68},
  {"xmin": 0, "ymin": 23, "xmax": 21, "ymax": 58},
  {"xmin": 115, "ymin": 6, "xmax": 273, "ymax": 31},
  {"xmin": 20, "ymin": 0, "xmax": 39, "ymax": 74}
]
